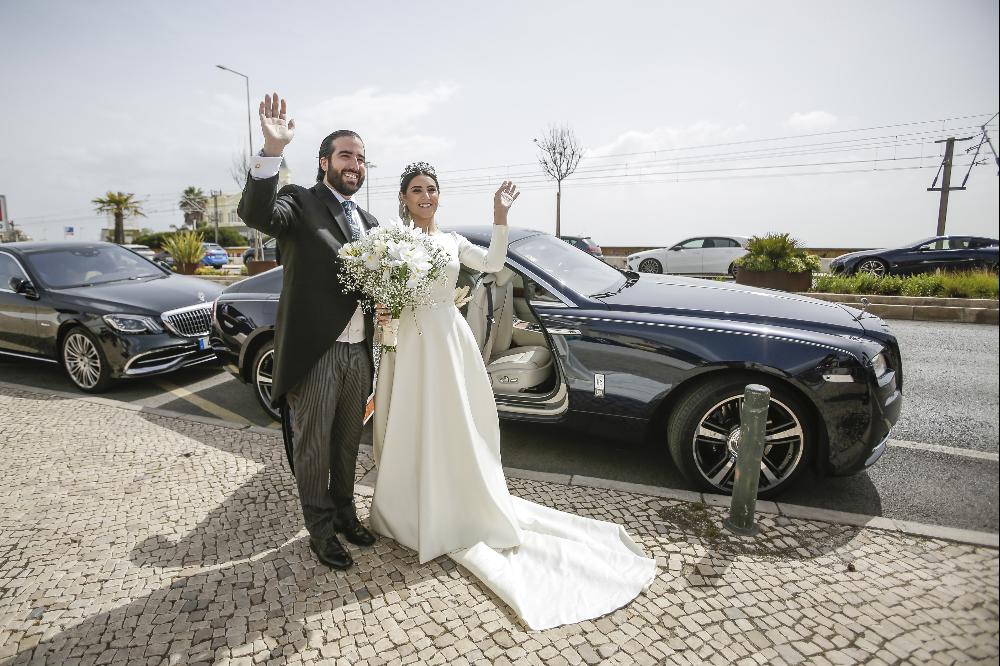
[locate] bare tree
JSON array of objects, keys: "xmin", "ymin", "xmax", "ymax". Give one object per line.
[
  {"xmin": 229, "ymin": 151, "xmax": 252, "ymax": 190},
  {"xmin": 533, "ymin": 125, "xmax": 584, "ymax": 237}
]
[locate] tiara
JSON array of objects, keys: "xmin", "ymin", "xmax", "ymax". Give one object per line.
[{"xmin": 400, "ymin": 161, "xmax": 437, "ymax": 183}]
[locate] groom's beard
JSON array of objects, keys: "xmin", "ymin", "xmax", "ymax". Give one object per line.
[{"xmin": 327, "ymin": 167, "xmax": 364, "ymax": 197}]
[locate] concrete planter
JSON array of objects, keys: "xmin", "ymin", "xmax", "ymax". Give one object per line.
[
  {"xmin": 735, "ymin": 268, "xmax": 812, "ymax": 292},
  {"xmin": 246, "ymin": 260, "xmax": 278, "ymax": 276},
  {"xmin": 176, "ymin": 262, "xmax": 201, "ymax": 275}
]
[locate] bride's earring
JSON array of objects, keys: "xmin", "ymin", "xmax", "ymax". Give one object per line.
[{"xmin": 398, "ymin": 201, "xmax": 411, "ymax": 222}]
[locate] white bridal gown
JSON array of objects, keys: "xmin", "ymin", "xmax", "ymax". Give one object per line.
[{"xmin": 370, "ymin": 224, "xmax": 656, "ymax": 630}]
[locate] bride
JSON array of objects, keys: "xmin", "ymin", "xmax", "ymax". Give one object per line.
[{"xmin": 369, "ymin": 162, "xmax": 656, "ymax": 630}]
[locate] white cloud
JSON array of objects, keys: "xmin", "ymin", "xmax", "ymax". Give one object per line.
[
  {"xmin": 786, "ymin": 111, "xmax": 838, "ymax": 132},
  {"xmin": 589, "ymin": 121, "xmax": 749, "ymax": 157}
]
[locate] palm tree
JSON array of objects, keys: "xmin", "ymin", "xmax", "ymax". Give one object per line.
[
  {"xmin": 179, "ymin": 186, "xmax": 209, "ymax": 228},
  {"xmin": 92, "ymin": 192, "xmax": 146, "ymax": 244}
]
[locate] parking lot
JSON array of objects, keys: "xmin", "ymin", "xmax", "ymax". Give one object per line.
[{"xmin": 1, "ymin": 319, "xmax": 997, "ymax": 534}]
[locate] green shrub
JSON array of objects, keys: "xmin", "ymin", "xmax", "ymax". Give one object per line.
[
  {"xmin": 735, "ymin": 233, "xmax": 822, "ymax": 273},
  {"xmin": 133, "ymin": 230, "xmax": 176, "ymax": 249},
  {"xmin": 194, "ymin": 224, "xmax": 249, "ymax": 247},
  {"xmin": 811, "ymin": 270, "xmax": 998, "ymax": 299}
]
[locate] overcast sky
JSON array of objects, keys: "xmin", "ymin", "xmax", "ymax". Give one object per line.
[{"xmin": 1, "ymin": 0, "xmax": 997, "ymax": 247}]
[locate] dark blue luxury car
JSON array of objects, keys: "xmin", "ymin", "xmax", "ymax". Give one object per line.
[
  {"xmin": 211, "ymin": 227, "xmax": 903, "ymax": 497},
  {"xmin": 830, "ymin": 235, "xmax": 998, "ymax": 277},
  {"xmin": 1, "ymin": 242, "xmax": 221, "ymax": 392}
]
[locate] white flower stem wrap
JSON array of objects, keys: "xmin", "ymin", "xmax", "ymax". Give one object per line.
[{"xmin": 337, "ymin": 219, "xmax": 450, "ymax": 352}]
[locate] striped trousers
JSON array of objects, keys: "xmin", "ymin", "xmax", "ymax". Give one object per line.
[{"xmin": 286, "ymin": 341, "xmax": 372, "ymax": 540}]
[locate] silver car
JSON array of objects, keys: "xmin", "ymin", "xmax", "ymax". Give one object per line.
[{"xmin": 627, "ymin": 235, "xmax": 749, "ymax": 275}]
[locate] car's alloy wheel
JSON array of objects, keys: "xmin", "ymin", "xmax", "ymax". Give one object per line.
[
  {"xmin": 61, "ymin": 327, "xmax": 112, "ymax": 393},
  {"xmin": 728, "ymin": 262, "xmax": 737, "ymax": 277},
  {"xmin": 638, "ymin": 258, "xmax": 663, "ymax": 273},
  {"xmin": 856, "ymin": 258, "xmax": 888, "ymax": 277},
  {"xmin": 252, "ymin": 340, "xmax": 280, "ymax": 421},
  {"xmin": 668, "ymin": 377, "xmax": 812, "ymax": 497}
]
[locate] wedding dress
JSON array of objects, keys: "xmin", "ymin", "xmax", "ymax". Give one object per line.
[{"xmin": 370, "ymin": 224, "xmax": 656, "ymax": 630}]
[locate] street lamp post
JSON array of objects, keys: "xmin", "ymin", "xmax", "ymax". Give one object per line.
[{"xmin": 216, "ymin": 64, "xmax": 261, "ymax": 260}]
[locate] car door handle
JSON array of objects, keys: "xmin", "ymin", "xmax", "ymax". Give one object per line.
[{"xmin": 547, "ymin": 327, "xmax": 582, "ymax": 335}]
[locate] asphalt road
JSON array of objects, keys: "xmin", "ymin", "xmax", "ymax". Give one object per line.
[{"xmin": 2, "ymin": 320, "xmax": 997, "ymax": 533}]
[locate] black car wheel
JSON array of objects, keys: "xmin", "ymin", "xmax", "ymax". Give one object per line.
[
  {"xmin": 638, "ymin": 258, "xmax": 663, "ymax": 273},
  {"xmin": 667, "ymin": 376, "xmax": 813, "ymax": 497},
  {"xmin": 856, "ymin": 258, "xmax": 888, "ymax": 277},
  {"xmin": 728, "ymin": 262, "xmax": 737, "ymax": 277},
  {"xmin": 252, "ymin": 340, "xmax": 280, "ymax": 421},
  {"xmin": 61, "ymin": 326, "xmax": 113, "ymax": 393}
]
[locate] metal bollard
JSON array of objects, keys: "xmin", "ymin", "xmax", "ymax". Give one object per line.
[{"xmin": 723, "ymin": 384, "xmax": 771, "ymax": 536}]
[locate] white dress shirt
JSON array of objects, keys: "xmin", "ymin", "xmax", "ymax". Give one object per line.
[{"xmin": 251, "ymin": 156, "xmax": 367, "ymax": 343}]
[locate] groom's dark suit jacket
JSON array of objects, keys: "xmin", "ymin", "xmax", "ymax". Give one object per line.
[{"xmin": 238, "ymin": 174, "xmax": 378, "ymax": 406}]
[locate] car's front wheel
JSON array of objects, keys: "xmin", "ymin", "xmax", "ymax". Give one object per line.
[
  {"xmin": 667, "ymin": 376, "xmax": 813, "ymax": 497},
  {"xmin": 61, "ymin": 326, "xmax": 113, "ymax": 393},
  {"xmin": 252, "ymin": 339, "xmax": 280, "ymax": 421},
  {"xmin": 855, "ymin": 258, "xmax": 888, "ymax": 277},
  {"xmin": 638, "ymin": 258, "xmax": 663, "ymax": 273}
]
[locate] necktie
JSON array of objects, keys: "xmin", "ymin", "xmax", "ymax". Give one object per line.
[{"xmin": 342, "ymin": 200, "xmax": 361, "ymax": 242}]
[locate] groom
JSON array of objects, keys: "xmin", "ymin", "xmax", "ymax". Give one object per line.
[{"xmin": 238, "ymin": 93, "xmax": 378, "ymax": 570}]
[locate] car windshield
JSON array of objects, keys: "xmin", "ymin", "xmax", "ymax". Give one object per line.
[
  {"xmin": 905, "ymin": 237, "xmax": 940, "ymax": 248},
  {"xmin": 511, "ymin": 234, "xmax": 624, "ymax": 296},
  {"xmin": 27, "ymin": 245, "xmax": 165, "ymax": 288}
]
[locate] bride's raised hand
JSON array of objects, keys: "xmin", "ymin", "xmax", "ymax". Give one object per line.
[
  {"xmin": 493, "ymin": 181, "xmax": 520, "ymax": 225},
  {"xmin": 260, "ymin": 92, "xmax": 296, "ymax": 157}
]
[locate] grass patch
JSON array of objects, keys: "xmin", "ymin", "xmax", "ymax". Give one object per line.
[{"xmin": 812, "ymin": 270, "xmax": 998, "ymax": 299}]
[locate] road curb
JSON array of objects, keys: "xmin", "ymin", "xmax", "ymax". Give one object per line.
[{"xmin": 2, "ymin": 380, "xmax": 996, "ymax": 550}]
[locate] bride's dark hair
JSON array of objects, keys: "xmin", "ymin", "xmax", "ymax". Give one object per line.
[{"xmin": 399, "ymin": 162, "xmax": 439, "ymax": 192}]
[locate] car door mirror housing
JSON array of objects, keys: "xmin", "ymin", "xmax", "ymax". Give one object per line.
[
  {"xmin": 670, "ymin": 246, "xmax": 682, "ymax": 251},
  {"xmin": 9, "ymin": 276, "xmax": 37, "ymax": 298}
]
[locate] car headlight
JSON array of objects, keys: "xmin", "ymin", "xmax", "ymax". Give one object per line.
[
  {"xmin": 870, "ymin": 352, "xmax": 889, "ymax": 377},
  {"xmin": 102, "ymin": 314, "xmax": 163, "ymax": 334}
]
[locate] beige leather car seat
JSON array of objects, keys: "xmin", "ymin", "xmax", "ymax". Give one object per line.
[{"xmin": 465, "ymin": 268, "xmax": 553, "ymax": 394}]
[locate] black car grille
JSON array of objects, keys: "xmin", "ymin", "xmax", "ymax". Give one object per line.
[{"xmin": 161, "ymin": 304, "xmax": 212, "ymax": 337}]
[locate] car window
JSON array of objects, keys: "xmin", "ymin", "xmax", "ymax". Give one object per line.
[
  {"xmin": 969, "ymin": 238, "xmax": 998, "ymax": 249},
  {"xmin": 26, "ymin": 245, "xmax": 164, "ymax": 288},
  {"xmin": 0, "ymin": 252, "xmax": 29, "ymax": 291},
  {"xmin": 917, "ymin": 238, "xmax": 965, "ymax": 251},
  {"xmin": 510, "ymin": 233, "xmax": 623, "ymax": 297},
  {"xmin": 674, "ymin": 238, "xmax": 705, "ymax": 250},
  {"xmin": 713, "ymin": 237, "xmax": 742, "ymax": 248}
]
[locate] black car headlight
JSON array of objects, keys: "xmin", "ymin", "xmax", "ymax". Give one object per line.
[{"xmin": 102, "ymin": 314, "xmax": 163, "ymax": 334}]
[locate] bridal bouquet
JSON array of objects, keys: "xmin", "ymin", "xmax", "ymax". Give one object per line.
[{"xmin": 337, "ymin": 220, "xmax": 449, "ymax": 351}]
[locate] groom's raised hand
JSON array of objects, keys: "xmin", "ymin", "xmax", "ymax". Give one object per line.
[{"xmin": 260, "ymin": 93, "xmax": 296, "ymax": 157}]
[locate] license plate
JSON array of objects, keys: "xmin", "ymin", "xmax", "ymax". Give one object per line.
[{"xmin": 197, "ymin": 337, "xmax": 210, "ymax": 350}]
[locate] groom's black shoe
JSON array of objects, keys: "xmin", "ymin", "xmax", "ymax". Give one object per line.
[
  {"xmin": 335, "ymin": 517, "xmax": 377, "ymax": 547},
  {"xmin": 310, "ymin": 534, "xmax": 353, "ymax": 570}
]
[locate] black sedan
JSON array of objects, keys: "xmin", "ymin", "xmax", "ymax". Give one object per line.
[
  {"xmin": 212, "ymin": 227, "xmax": 902, "ymax": 497},
  {"xmin": 830, "ymin": 235, "xmax": 998, "ymax": 277},
  {"xmin": 0, "ymin": 242, "xmax": 221, "ymax": 392}
]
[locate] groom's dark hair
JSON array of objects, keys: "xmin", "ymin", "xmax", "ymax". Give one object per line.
[{"xmin": 317, "ymin": 130, "xmax": 364, "ymax": 182}]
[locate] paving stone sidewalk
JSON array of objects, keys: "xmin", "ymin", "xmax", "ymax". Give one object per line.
[{"xmin": 1, "ymin": 385, "xmax": 997, "ymax": 666}]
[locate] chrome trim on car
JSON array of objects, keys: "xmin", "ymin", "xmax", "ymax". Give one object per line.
[
  {"xmin": 0, "ymin": 349, "xmax": 59, "ymax": 363},
  {"xmin": 557, "ymin": 314, "xmax": 853, "ymax": 355},
  {"xmin": 863, "ymin": 431, "xmax": 892, "ymax": 468},
  {"xmin": 123, "ymin": 345, "xmax": 214, "ymax": 375},
  {"xmin": 161, "ymin": 303, "xmax": 213, "ymax": 338}
]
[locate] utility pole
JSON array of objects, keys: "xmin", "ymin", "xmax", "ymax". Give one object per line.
[
  {"xmin": 211, "ymin": 190, "xmax": 221, "ymax": 244},
  {"xmin": 927, "ymin": 136, "xmax": 974, "ymax": 237},
  {"xmin": 365, "ymin": 162, "xmax": 376, "ymax": 211}
]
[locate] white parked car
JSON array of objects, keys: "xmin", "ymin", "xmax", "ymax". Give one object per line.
[{"xmin": 627, "ymin": 236, "xmax": 749, "ymax": 275}]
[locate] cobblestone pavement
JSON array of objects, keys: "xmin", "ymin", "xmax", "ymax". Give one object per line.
[{"xmin": 1, "ymin": 385, "xmax": 997, "ymax": 666}]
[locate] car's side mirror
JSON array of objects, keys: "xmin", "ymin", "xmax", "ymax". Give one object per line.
[
  {"xmin": 670, "ymin": 246, "xmax": 682, "ymax": 251},
  {"xmin": 157, "ymin": 261, "xmax": 173, "ymax": 270},
  {"xmin": 9, "ymin": 276, "xmax": 37, "ymax": 298}
]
